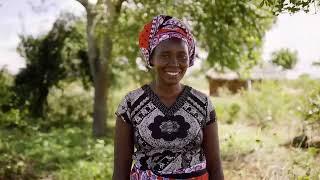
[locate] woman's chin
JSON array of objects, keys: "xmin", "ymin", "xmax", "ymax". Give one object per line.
[{"xmin": 162, "ymin": 79, "xmax": 182, "ymax": 86}]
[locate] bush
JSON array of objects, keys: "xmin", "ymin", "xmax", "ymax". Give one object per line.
[
  {"xmin": 43, "ymin": 82, "xmax": 93, "ymax": 130},
  {"xmin": 286, "ymin": 74, "xmax": 319, "ymax": 93},
  {"xmin": 0, "ymin": 108, "xmax": 28, "ymax": 129},
  {"xmin": 241, "ymin": 81, "xmax": 294, "ymax": 127},
  {"xmin": 55, "ymin": 139, "xmax": 114, "ymax": 179},
  {"xmin": 300, "ymin": 86, "xmax": 320, "ymax": 124},
  {"xmin": 0, "ymin": 152, "xmax": 37, "ymax": 180},
  {"xmin": 0, "ymin": 69, "xmax": 29, "ymax": 129},
  {"xmin": 215, "ymin": 101, "xmax": 241, "ymax": 124},
  {"xmin": 285, "ymin": 148, "xmax": 320, "ymax": 179},
  {"xmin": 0, "ymin": 125, "xmax": 114, "ymax": 178}
]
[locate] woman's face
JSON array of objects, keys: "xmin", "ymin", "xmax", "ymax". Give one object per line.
[{"xmin": 151, "ymin": 38, "xmax": 189, "ymax": 86}]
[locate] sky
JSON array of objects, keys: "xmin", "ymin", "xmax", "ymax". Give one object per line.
[
  {"xmin": 0, "ymin": 0, "xmax": 84, "ymax": 74},
  {"xmin": 0, "ymin": 0, "xmax": 320, "ymax": 78},
  {"xmin": 262, "ymin": 11, "xmax": 320, "ymax": 78}
]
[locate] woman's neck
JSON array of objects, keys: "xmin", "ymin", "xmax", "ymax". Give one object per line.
[{"xmin": 151, "ymin": 81, "xmax": 184, "ymax": 98}]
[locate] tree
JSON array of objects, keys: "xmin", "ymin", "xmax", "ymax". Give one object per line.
[
  {"xmin": 312, "ymin": 60, "xmax": 320, "ymax": 67},
  {"xmin": 14, "ymin": 14, "xmax": 89, "ymax": 118},
  {"xmin": 74, "ymin": 0, "xmax": 127, "ymax": 137},
  {"xmin": 270, "ymin": 48, "xmax": 298, "ymax": 70},
  {"xmin": 28, "ymin": 0, "xmax": 275, "ymax": 137},
  {"xmin": 186, "ymin": 0, "xmax": 274, "ymax": 71},
  {"xmin": 260, "ymin": 0, "xmax": 320, "ymax": 14}
]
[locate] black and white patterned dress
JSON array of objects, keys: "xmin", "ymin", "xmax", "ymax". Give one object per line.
[{"xmin": 115, "ymin": 84, "xmax": 216, "ymax": 176}]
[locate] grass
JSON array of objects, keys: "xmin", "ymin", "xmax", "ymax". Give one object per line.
[{"xmin": 1, "ymin": 75, "xmax": 320, "ymax": 179}]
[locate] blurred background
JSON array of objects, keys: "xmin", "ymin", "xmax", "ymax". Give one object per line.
[{"xmin": 0, "ymin": 0, "xmax": 320, "ymax": 179}]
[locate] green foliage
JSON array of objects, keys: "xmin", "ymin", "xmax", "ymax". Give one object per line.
[
  {"xmin": 286, "ymin": 148, "xmax": 320, "ymax": 179},
  {"xmin": 55, "ymin": 139, "xmax": 114, "ymax": 179},
  {"xmin": 0, "ymin": 69, "xmax": 28, "ymax": 129},
  {"xmin": 0, "ymin": 108, "xmax": 29, "ymax": 130},
  {"xmin": 301, "ymin": 86, "xmax": 320, "ymax": 124},
  {"xmin": 219, "ymin": 124, "xmax": 258, "ymax": 161},
  {"xmin": 14, "ymin": 13, "xmax": 89, "ymax": 118},
  {"xmin": 227, "ymin": 103, "xmax": 241, "ymax": 124},
  {"xmin": 260, "ymin": 0, "xmax": 320, "ymax": 14},
  {"xmin": 241, "ymin": 81, "xmax": 294, "ymax": 127},
  {"xmin": 285, "ymin": 74, "xmax": 319, "ymax": 91},
  {"xmin": 0, "ymin": 125, "xmax": 113, "ymax": 179},
  {"xmin": 1, "ymin": 74, "xmax": 320, "ymax": 178},
  {"xmin": 189, "ymin": 0, "xmax": 274, "ymax": 70},
  {"xmin": 43, "ymin": 82, "xmax": 93, "ymax": 130},
  {"xmin": 0, "ymin": 152, "xmax": 36, "ymax": 180},
  {"xmin": 270, "ymin": 48, "xmax": 298, "ymax": 70},
  {"xmin": 0, "ymin": 69, "xmax": 13, "ymax": 103},
  {"xmin": 215, "ymin": 100, "xmax": 241, "ymax": 124}
]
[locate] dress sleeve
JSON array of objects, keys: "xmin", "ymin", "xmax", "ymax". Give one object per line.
[
  {"xmin": 115, "ymin": 94, "xmax": 132, "ymax": 124},
  {"xmin": 205, "ymin": 96, "xmax": 217, "ymax": 126}
]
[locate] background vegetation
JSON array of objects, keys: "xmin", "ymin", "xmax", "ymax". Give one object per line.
[{"xmin": 1, "ymin": 0, "xmax": 320, "ymax": 179}]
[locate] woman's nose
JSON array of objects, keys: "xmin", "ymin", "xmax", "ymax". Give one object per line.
[{"xmin": 168, "ymin": 55, "xmax": 179, "ymax": 66}]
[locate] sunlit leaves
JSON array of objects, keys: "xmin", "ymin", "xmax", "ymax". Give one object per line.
[
  {"xmin": 260, "ymin": 0, "xmax": 320, "ymax": 14},
  {"xmin": 189, "ymin": 0, "xmax": 274, "ymax": 71},
  {"xmin": 270, "ymin": 48, "xmax": 298, "ymax": 70}
]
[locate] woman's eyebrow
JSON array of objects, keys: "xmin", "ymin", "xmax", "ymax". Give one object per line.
[
  {"xmin": 159, "ymin": 51, "xmax": 171, "ymax": 54},
  {"xmin": 177, "ymin": 51, "xmax": 187, "ymax": 54}
]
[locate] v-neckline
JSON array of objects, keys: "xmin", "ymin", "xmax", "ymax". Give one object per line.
[{"xmin": 143, "ymin": 83, "xmax": 191, "ymax": 115}]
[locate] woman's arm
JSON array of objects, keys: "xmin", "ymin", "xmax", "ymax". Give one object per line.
[
  {"xmin": 113, "ymin": 116, "xmax": 134, "ymax": 180},
  {"xmin": 202, "ymin": 122, "xmax": 224, "ymax": 180}
]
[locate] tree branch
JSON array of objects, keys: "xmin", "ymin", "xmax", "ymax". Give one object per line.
[
  {"xmin": 115, "ymin": 0, "xmax": 126, "ymax": 14},
  {"xmin": 75, "ymin": 0, "xmax": 88, "ymax": 9}
]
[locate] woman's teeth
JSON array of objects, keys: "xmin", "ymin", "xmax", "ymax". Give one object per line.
[{"xmin": 166, "ymin": 72, "xmax": 179, "ymax": 76}]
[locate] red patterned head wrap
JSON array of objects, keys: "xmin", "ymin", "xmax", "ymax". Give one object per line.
[{"xmin": 139, "ymin": 15, "xmax": 196, "ymax": 67}]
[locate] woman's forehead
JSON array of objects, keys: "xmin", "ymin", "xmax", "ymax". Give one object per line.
[{"xmin": 156, "ymin": 38, "xmax": 188, "ymax": 52}]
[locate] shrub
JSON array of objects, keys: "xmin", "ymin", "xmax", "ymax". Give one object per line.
[
  {"xmin": 43, "ymin": 82, "xmax": 93, "ymax": 130},
  {"xmin": 215, "ymin": 101, "xmax": 241, "ymax": 124},
  {"xmin": 300, "ymin": 86, "xmax": 320, "ymax": 124},
  {"xmin": 241, "ymin": 81, "xmax": 293, "ymax": 127},
  {"xmin": 0, "ymin": 69, "xmax": 29, "ymax": 129},
  {"xmin": 55, "ymin": 139, "xmax": 114, "ymax": 179},
  {"xmin": 0, "ymin": 152, "xmax": 37, "ymax": 180}
]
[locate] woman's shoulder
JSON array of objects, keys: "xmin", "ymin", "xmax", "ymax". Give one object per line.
[
  {"xmin": 122, "ymin": 84, "xmax": 149, "ymax": 102},
  {"xmin": 188, "ymin": 85, "xmax": 211, "ymax": 103}
]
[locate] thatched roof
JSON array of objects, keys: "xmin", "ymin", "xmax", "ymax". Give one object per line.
[
  {"xmin": 206, "ymin": 69, "xmax": 240, "ymax": 80},
  {"xmin": 206, "ymin": 63, "xmax": 286, "ymax": 80}
]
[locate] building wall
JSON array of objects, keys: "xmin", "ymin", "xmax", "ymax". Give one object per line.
[{"xmin": 207, "ymin": 79, "xmax": 248, "ymax": 96}]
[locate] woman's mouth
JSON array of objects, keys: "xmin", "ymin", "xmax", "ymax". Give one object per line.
[{"xmin": 166, "ymin": 72, "xmax": 180, "ymax": 76}]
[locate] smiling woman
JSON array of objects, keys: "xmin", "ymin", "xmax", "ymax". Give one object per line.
[
  {"xmin": 113, "ymin": 15, "xmax": 224, "ymax": 180},
  {"xmin": 150, "ymin": 38, "xmax": 190, "ymax": 88}
]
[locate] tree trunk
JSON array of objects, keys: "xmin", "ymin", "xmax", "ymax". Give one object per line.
[
  {"xmin": 92, "ymin": 59, "xmax": 107, "ymax": 137},
  {"xmin": 86, "ymin": 4, "xmax": 107, "ymax": 137},
  {"xmin": 77, "ymin": 0, "xmax": 123, "ymax": 137}
]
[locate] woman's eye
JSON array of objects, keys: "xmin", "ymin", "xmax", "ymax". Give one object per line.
[
  {"xmin": 160, "ymin": 54, "xmax": 170, "ymax": 59},
  {"xmin": 178, "ymin": 55, "xmax": 188, "ymax": 61}
]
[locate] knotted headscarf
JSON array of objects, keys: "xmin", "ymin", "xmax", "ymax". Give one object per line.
[{"xmin": 139, "ymin": 15, "xmax": 196, "ymax": 67}]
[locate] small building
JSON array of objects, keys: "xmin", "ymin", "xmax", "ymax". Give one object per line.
[
  {"xmin": 205, "ymin": 69, "xmax": 247, "ymax": 96},
  {"xmin": 206, "ymin": 63, "xmax": 286, "ymax": 96}
]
